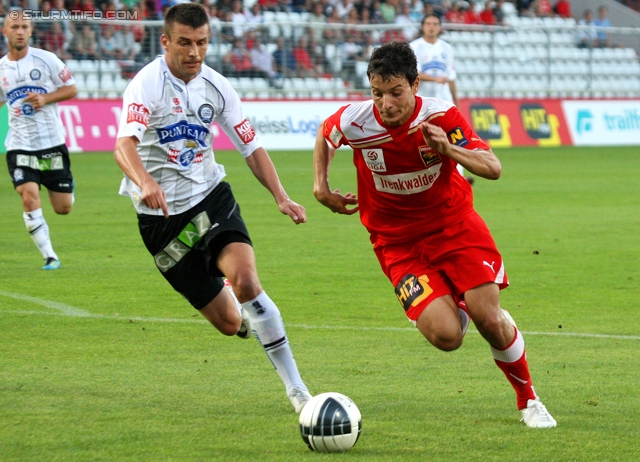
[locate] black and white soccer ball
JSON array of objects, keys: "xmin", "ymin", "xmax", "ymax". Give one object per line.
[{"xmin": 299, "ymin": 392, "xmax": 362, "ymax": 453}]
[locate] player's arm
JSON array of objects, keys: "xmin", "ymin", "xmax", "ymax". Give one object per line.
[
  {"xmin": 419, "ymin": 72, "xmax": 448, "ymax": 84},
  {"xmin": 313, "ymin": 122, "xmax": 358, "ymax": 215},
  {"xmin": 420, "ymin": 121, "xmax": 501, "ymax": 179},
  {"xmin": 24, "ymin": 84, "xmax": 77, "ymax": 109},
  {"xmin": 245, "ymin": 147, "xmax": 306, "ymax": 224},
  {"xmin": 114, "ymin": 136, "xmax": 169, "ymax": 218}
]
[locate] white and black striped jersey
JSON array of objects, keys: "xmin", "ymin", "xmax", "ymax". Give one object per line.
[
  {"xmin": 0, "ymin": 47, "xmax": 75, "ymax": 151},
  {"xmin": 117, "ymin": 56, "xmax": 262, "ymax": 216}
]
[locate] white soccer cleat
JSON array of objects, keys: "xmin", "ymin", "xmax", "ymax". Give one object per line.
[
  {"xmin": 520, "ymin": 398, "xmax": 557, "ymax": 428},
  {"xmin": 223, "ymin": 278, "xmax": 252, "ymax": 340},
  {"xmin": 502, "ymin": 309, "xmax": 517, "ymax": 328},
  {"xmin": 288, "ymin": 386, "xmax": 313, "ymax": 414}
]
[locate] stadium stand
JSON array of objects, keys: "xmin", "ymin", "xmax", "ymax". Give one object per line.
[{"xmin": 2, "ymin": 0, "xmax": 638, "ymax": 100}]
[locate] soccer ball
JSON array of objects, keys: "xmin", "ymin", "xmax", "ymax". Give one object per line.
[{"xmin": 299, "ymin": 392, "xmax": 362, "ymax": 453}]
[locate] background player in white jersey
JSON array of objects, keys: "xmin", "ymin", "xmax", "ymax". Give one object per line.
[
  {"xmin": 114, "ymin": 3, "xmax": 312, "ymax": 413},
  {"xmin": 1, "ymin": 11, "xmax": 77, "ymax": 270},
  {"xmin": 410, "ymin": 14, "xmax": 472, "ymax": 183}
]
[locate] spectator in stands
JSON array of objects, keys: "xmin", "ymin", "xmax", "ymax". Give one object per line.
[
  {"xmin": 42, "ymin": 21, "xmax": 72, "ymax": 61},
  {"xmin": 516, "ymin": 0, "xmax": 535, "ymax": 17},
  {"xmin": 576, "ymin": 9, "xmax": 598, "ymax": 48},
  {"xmin": 408, "ymin": 0, "xmax": 425, "ymax": 21},
  {"xmin": 534, "ymin": 0, "xmax": 555, "ymax": 17},
  {"xmin": 327, "ymin": 6, "xmax": 346, "ymax": 42},
  {"xmin": 335, "ymin": 0, "xmax": 355, "ymax": 18},
  {"xmin": 340, "ymin": 29, "xmax": 363, "ymax": 80},
  {"xmin": 223, "ymin": 38, "xmax": 271, "ymax": 78},
  {"xmin": 291, "ymin": 0, "xmax": 310, "ymax": 13},
  {"xmin": 208, "ymin": 4, "xmax": 223, "ymax": 44},
  {"xmin": 230, "ymin": 0, "xmax": 248, "ymax": 39},
  {"xmin": 246, "ymin": 2, "xmax": 265, "ymax": 29},
  {"xmin": 118, "ymin": 24, "xmax": 143, "ymax": 62},
  {"xmin": 553, "ymin": 0, "xmax": 571, "ymax": 18},
  {"xmin": 594, "ymin": 6, "xmax": 612, "ymax": 48},
  {"xmin": 379, "ymin": 0, "xmax": 398, "ymax": 23},
  {"xmin": 480, "ymin": 1, "xmax": 496, "ymax": 24},
  {"xmin": 492, "ymin": 0, "xmax": 506, "ymax": 25},
  {"xmin": 395, "ymin": 2, "xmax": 419, "ymax": 41},
  {"xmin": 69, "ymin": 23, "xmax": 100, "ymax": 60},
  {"xmin": 445, "ymin": 0, "xmax": 467, "ymax": 24},
  {"xmin": 99, "ymin": 25, "xmax": 123, "ymax": 60},
  {"xmin": 463, "ymin": 0, "xmax": 482, "ymax": 23},
  {"xmin": 308, "ymin": 1, "xmax": 328, "ymax": 42},
  {"xmin": 219, "ymin": 10, "xmax": 237, "ymax": 43},
  {"xmin": 250, "ymin": 36, "xmax": 278, "ymax": 79},
  {"xmin": 292, "ymin": 35, "xmax": 320, "ymax": 77},
  {"xmin": 273, "ymin": 36, "xmax": 297, "ymax": 77},
  {"xmin": 51, "ymin": 0, "xmax": 75, "ymax": 43}
]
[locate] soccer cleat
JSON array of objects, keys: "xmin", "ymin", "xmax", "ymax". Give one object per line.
[
  {"xmin": 288, "ymin": 386, "xmax": 313, "ymax": 414},
  {"xmin": 502, "ymin": 309, "xmax": 517, "ymax": 328},
  {"xmin": 224, "ymin": 278, "xmax": 252, "ymax": 340},
  {"xmin": 236, "ymin": 314, "xmax": 252, "ymax": 340},
  {"xmin": 520, "ymin": 398, "xmax": 557, "ymax": 428},
  {"xmin": 42, "ymin": 258, "xmax": 61, "ymax": 270}
]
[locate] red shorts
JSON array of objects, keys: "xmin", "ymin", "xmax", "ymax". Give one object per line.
[{"xmin": 372, "ymin": 211, "xmax": 509, "ymax": 324}]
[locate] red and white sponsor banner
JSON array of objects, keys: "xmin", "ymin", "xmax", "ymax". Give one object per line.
[{"xmin": 53, "ymin": 99, "xmax": 638, "ymax": 152}]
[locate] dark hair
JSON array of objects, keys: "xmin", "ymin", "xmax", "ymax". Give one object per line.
[
  {"xmin": 164, "ymin": 2, "xmax": 209, "ymax": 37},
  {"xmin": 367, "ymin": 41, "xmax": 418, "ymax": 85},
  {"xmin": 421, "ymin": 12, "xmax": 441, "ymax": 26}
]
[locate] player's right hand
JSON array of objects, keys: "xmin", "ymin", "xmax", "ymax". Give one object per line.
[
  {"xmin": 141, "ymin": 178, "xmax": 169, "ymax": 218},
  {"xmin": 315, "ymin": 188, "xmax": 359, "ymax": 215}
]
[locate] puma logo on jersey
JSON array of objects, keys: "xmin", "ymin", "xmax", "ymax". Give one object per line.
[
  {"xmin": 483, "ymin": 261, "xmax": 496, "ymax": 272},
  {"xmin": 350, "ymin": 120, "xmax": 366, "ymax": 132}
]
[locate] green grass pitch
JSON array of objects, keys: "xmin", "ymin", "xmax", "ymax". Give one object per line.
[{"xmin": 1, "ymin": 146, "xmax": 639, "ymax": 461}]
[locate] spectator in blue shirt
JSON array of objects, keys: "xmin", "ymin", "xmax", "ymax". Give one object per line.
[
  {"xmin": 593, "ymin": 6, "xmax": 612, "ymax": 48},
  {"xmin": 273, "ymin": 36, "xmax": 296, "ymax": 77}
]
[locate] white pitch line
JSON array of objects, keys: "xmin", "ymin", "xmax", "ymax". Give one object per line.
[
  {"xmin": 1, "ymin": 291, "xmax": 639, "ymax": 341},
  {"xmin": 0, "ymin": 290, "xmax": 93, "ymax": 317}
]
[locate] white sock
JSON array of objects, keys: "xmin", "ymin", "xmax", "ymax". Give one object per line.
[
  {"xmin": 23, "ymin": 209, "xmax": 57, "ymax": 260},
  {"xmin": 241, "ymin": 291, "xmax": 306, "ymax": 393}
]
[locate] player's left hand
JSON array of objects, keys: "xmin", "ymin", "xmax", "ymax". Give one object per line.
[
  {"xmin": 279, "ymin": 198, "xmax": 307, "ymax": 225},
  {"xmin": 419, "ymin": 122, "xmax": 451, "ymax": 156},
  {"xmin": 24, "ymin": 92, "xmax": 47, "ymax": 109}
]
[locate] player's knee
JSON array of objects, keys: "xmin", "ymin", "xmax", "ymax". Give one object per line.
[
  {"xmin": 53, "ymin": 204, "xmax": 72, "ymax": 215},
  {"xmin": 229, "ymin": 275, "xmax": 262, "ymax": 303},
  {"xmin": 474, "ymin": 310, "xmax": 503, "ymax": 336},
  {"xmin": 431, "ymin": 334, "xmax": 463, "ymax": 352}
]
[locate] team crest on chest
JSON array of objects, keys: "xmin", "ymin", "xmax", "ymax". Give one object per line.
[{"xmin": 419, "ymin": 145, "xmax": 441, "ymax": 168}]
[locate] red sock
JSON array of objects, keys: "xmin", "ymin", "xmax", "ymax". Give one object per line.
[{"xmin": 491, "ymin": 328, "xmax": 538, "ymax": 410}]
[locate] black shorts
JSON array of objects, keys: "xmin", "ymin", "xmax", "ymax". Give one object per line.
[
  {"xmin": 6, "ymin": 144, "xmax": 74, "ymax": 193},
  {"xmin": 137, "ymin": 182, "xmax": 252, "ymax": 309}
]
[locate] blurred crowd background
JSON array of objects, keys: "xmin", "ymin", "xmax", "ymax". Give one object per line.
[{"xmin": 1, "ymin": 0, "xmax": 639, "ymax": 98}]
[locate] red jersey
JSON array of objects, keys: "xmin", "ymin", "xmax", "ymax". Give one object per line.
[{"xmin": 323, "ymin": 97, "xmax": 490, "ymax": 242}]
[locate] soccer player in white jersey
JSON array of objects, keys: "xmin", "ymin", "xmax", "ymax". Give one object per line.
[
  {"xmin": 114, "ymin": 3, "xmax": 312, "ymax": 413},
  {"xmin": 1, "ymin": 11, "xmax": 77, "ymax": 270},
  {"xmin": 410, "ymin": 14, "xmax": 473, "ymax": 182}
]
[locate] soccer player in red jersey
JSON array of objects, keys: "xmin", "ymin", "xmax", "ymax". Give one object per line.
[{"xmin": 313, "ymin": 41, "xmax": 557, "ymax": 428}]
